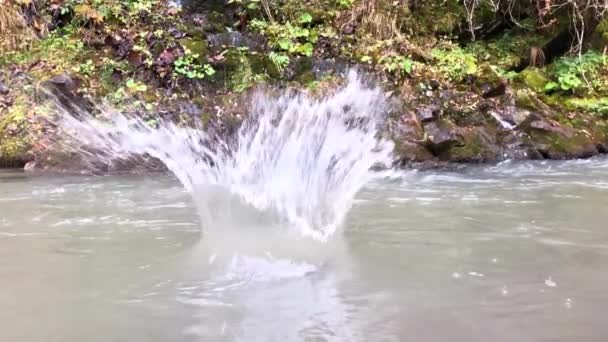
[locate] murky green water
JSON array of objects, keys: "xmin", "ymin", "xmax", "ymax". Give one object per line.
[{"xmin": 2, "ymin": 158, "xmax": 608, "ymax": 341}]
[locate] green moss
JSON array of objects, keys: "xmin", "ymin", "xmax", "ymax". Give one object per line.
[
  {"xmin": 514, "ymin": 89, "xmax": 539, "ymax": 110},
  {"xmin": 221, "ymin": 48, "xmax": 278, "ymax": 92},
  {"xmin": 517, "ymin": 68, "xmax": 550, "ymax": 93},
  {"xmin": 442, "ymin": 128, "xmax": 497, "ymax": 162},
  {"xmin": 564, "ymin": 98, "xmax": 608, "ymax": 117},
  {"xmin": 467, "ymin": 33, "xmax": 542, "ymax": 70},
  {"xmin": 529, "ymin": 129, "xmax": 596, "ymax": 158},
  {"xmin": 0, "ymin": 104, "xmax": 31, "ymax": 166},
  {"xmin": 179, "ymin": 38, "xmax": 209, "ymax": 62}
]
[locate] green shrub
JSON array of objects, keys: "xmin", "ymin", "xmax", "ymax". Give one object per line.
[
  {"xmin": 544, "ymin": 51, "xmax": 607, "ymax": 93},
  {"xmin": 432, "ymin": 47, "xmax": 478, "ymax": 82}
]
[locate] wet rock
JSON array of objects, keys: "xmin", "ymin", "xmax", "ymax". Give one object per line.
[
  {"xmin": 487, "ymin": 110, "xmax": 515, "ymax": 130},
  {"xmin": 207, "ymin": 32, "xmax": 266, "ymax": 52},
  {"xmin": 423, "ymin": 119, "xmax": 462, "ymax": 152},
  {"xmin": 439, "ymin": 90, "xmax": 455, "ymax": 101},
  {"xmin": 177, "ymin": 101, "xmax": 202, "ymax": 117},
  {"xmin": 393, "ymin": 141, "xmax": 435, "ymax": 166},
  {"xmin": 312, "ymin": 58, "xmax": 349, "ymax": 79},
  {"xmin": 24, "ymin": 161, "xmax": 36, "ymax": 172},
  {"xmin": 41, "ymin": 73, "xmax": 90, "ymax": 112},
  {"xmin": 440, "ymin": 126, "xmax": 500, "ymax": 163},
  {"xmin": 47, "ymin": 74, "xmax": 79, "ymax": 91},
  {"xmin": 168, "ymin": 26, "xmax": 187, "ymax": 39},
  {"xmin": 428, "ymin": 79, "xmax": 441, "ymax": 90},
  {"xmin": 529, "ymin": 119, "xmax": 566, "ymax": 134},
  {"xmin": 475, "ymin": 63, "xmax": 506, "ymax": 99},
  {"xmin": 511, "ymin": 107, "xmax": 532, "ymax": 126},
  {"xmin": 107, "ymin": 33, "xmax": 135, "ymax": 59},
  {"xmin": 396, "ymin": 110, "xmax": 424, "ymax": 139},
  {"xmin": 0, "ymin": 81, "xmax": 9, "ymax": 95},
  {"xmin": 516, "ymin": 114, "xmax": 600, "ymax": 159},
  {"xmin": 284, "ymin": 57, "xmax": 313, "ymax": 82},
  {"xmin": 416, "ymin": 104, "xmax": 440, "ymax": 122},
  {"xmin": 501, "ymin": 131, "xmax": 543, "ymax": 160},
  {"xmin": 518, "ymin": 113, "xmax": 569, "ymax": 136},
  {"xmin": 481, "ymin": 81, "xmax": 507, "ymax": 98}
]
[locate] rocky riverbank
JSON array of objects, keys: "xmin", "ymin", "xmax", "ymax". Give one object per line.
[{"xmin": 1, "ymin": 0, "xmax": 607, "ymax": 172}]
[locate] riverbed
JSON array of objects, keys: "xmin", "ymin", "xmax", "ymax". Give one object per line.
[{"xmin": 2, "ymin": 158, "xmax": 608, "ymax": 341}]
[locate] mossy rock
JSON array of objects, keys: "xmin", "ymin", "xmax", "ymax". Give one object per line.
[
  {"xmin": 393, "ymin": 141, "xmax": 435, "ymax": 164},
  {"xmin": 285, "ymin": 57, "xmax": 315, "ymax": 83},
  {"xmin": 220, "ymin": 49, "xmax": 279, "ymax": 91},
  {"xmin": 475, "ymin": 63, "xmax": 503, "ymax": 86},
  {"xmin": 527, "ymin": 126, "xmax": 598, "ymax": 159},
  {"xmin": 514, "ymin": 89, "xmax": 541, "ymax": 111},
  {"xmin": 0, "ymin": 105, "xmax": 31, "ymax": 167},
  {"xmin": 179, "ymin": 38, "xmax": 209, "ymax": 62},
  {"xmin": 205, "ymin": 11, "xmax": 230, "ymax": 33},
  {"xmin": 440, "ymin": 127, "xmax": 500, "ymax": 163},
  {"xmin": 517, "ymin": 68, "xmax": 549, "ymax": 93}
]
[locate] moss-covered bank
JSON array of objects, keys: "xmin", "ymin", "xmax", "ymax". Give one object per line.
[{"xmin": 1, "ymin": 0, "xmax": 607, "ymax": 171}]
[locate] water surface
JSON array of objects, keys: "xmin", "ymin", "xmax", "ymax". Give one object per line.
[{"xmin": 2, "ymin": 158, "xmax": 608, "ymax": 341}]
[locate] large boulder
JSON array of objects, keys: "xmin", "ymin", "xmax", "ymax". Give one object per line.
[
  {"xmin": 517, "ymin": 114, "xmax": 599, "ymax": 159},
  {"xmin": 423, "ymin": 119, "xmax": 462, "ymax": 152}
]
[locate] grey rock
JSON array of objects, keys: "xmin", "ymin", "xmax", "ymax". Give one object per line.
[
  {"xmin": 207, "ymin": 32, "xmax": 266, "ymax": 51},
  {"xmin": 424, "ymin": 120, "xmax": 461, "ymax": 147},
  {"xmin": 481, "ymin": 81, "xmax": 506, "ymax": 98},
  {"xmin": 312, "ymin": 58, "xmax": 349, "ymax": 79},
  {"xmin": 416, "ymin": 104, "xmax": 440, "ymax": 122},
  {"xmin": 0, "ymin": 81, "xmax": 9, "ymax": 95}
]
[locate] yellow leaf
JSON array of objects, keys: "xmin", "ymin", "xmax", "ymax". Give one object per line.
[{"xmin": 74, "ymin": 4, "xmax": 104, "ymax": 23}]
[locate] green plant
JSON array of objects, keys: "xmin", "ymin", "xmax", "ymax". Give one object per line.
[
  {"xmin": 228, "ymin": 0, "xmax": 261, "ymax": 10},
  {"xmin": 336, "ymin": 0, "xmax": 354, "ymax": 9},
  {"xmin": 432, "ymin": 47, "xmax": 478, "ymax": 82},
  {"xmin": 269, "ymin": 51, "xmax": 290, "ymax": 72},
  {"xmin": 250, "ymin": 15, "xmax": 318, "ymax": 58},
  {"xmin": 125, "ymin": 78, "xmax": 147, "ymax": 92},
  {"xmin": 173, "ymin": 54, "xmax": 216, "ymax": 80},
  {"xmin": 378, "ymin": 55, "xmax": 413, "ymax": 76},
  {"xmin": 72, "ymin": 59, "xmax": 96, "ymax": 76},
  {"xmin": 544, "ymin": 51, "xmax": 607, "ymax": 93}
]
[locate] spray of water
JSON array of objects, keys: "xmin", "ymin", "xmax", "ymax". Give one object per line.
[{"xmin": 47, "ymin": 71, "xmax": 394, "ymax": 240}]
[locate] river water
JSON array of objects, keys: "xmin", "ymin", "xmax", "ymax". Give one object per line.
[{"xmin": 2, "ymin": 158, "xmax": 608, "ymax": 341}]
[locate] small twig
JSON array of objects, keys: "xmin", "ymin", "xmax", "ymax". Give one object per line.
[{"xmin": 260, "ymin": 0, "xmax": 274, "ymax": 23}]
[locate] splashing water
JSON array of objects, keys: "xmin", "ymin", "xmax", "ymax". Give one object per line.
[{"xmin": 48, "ymin": 71, "xmax": 394, "ymax": 240}]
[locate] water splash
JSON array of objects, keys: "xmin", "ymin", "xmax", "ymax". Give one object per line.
[{"xmin": 48, "ymin": 71, "xmax": 394, "ymax": 240}]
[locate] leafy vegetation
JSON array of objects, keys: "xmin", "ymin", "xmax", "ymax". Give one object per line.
[
  {"xmin": 432, "ymin": 47, "xmax": 478, "ymax": 82},
  {"xmin": 173, "ymin": 54, "xmax": 216, "ymax": 80},
  {"xmin": 544, "ymin": 51, "xmax": 607, "ymax": 93}
]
